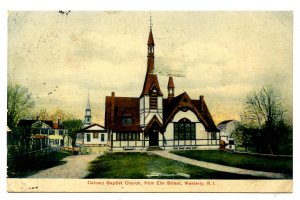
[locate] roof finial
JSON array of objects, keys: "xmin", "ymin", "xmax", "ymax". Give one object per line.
[{"xmin": 149, "ymin": 12, "xmax": 153, "ymax": 30}]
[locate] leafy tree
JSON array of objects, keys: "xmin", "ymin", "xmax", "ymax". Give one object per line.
[
  {"xmin": 235, "ymin": 85, "xmax": 292, "ymax": 154},
  {"xmin": 36, "ymin": 108, "xmax": 51, "ymax": 120},
  {"xmin": 50, "ymin": 108, "xmax": 75, "ymax": 122},
  {"xmin": 7, "ymin": 81, "xmax": 35, "ymax": 130},
  {"xmin": 62, "ymin": 119, "xmax": 83, "ymax": 149}
]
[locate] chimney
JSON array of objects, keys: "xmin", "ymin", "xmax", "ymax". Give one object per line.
[
  {"xmin": 200, "ymin": 95, "xmax": 204, "ymax": 112},
  {"xmin": 111, "ymin": 92, "xmax": 115, "ymax": 129}
]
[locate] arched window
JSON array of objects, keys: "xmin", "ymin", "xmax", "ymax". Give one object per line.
[{"xmin": 174, "ymin": 118, "xmax": 196, "ymax": 140}]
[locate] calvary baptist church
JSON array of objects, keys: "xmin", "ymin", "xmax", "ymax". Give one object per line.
[{"xmin": 105, "ymin": 23, "xmax": 220, "ymax": 150}]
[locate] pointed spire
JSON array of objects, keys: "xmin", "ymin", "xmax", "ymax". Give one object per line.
[
  {"xmin": 168, "ymin": 77, "xmax": 175, "ymax": 89},
  {"xmin": 147, "ymin": 29, "xmax": 155, "ymax": 45},
  {"xmin": 147, "ymin": 13, "xmax": 155, "ymax": 45},
  {"xmin": 141, "ymin": 15, "xmax": 163, "ymax": 97},
  {"xmin": 86, "ymin": 89, "xmax": 91, "ymax": 110},
  {"xmin": 168, "ymin": 77, "xmax": 175, "ymax": 102}
]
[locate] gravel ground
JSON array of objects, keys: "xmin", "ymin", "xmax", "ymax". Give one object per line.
[{"xmin": 28, "ymin": 153, "xmax": 102, "ymax": 179}]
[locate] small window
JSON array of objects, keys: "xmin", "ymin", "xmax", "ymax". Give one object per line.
[
  {"xmin": 101, "ymin": 134, "xmax": 105, "ymax": 142},
  {"xmin": 59, "ymin": 130, "xmax": 64, "ymax": 135},
  {"xmin": 122, "ymin": 117, "xmax": 133, "ymax": 126},
  {"xmin": 87, "ymin": 134, "xmax": 91, "ymax": 142},
  {"xmin": 93, "ymin": 133, "xmax": 99, "ymax": 138}
]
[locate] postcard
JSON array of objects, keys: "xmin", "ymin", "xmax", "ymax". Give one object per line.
[{"xmin": 6, "ymin": 11, "xmax": 293, "ymax": 193}]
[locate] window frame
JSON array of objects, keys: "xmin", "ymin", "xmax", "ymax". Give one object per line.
[
  {"xmin": 122, "ymin": 117, "xmax": 133, "ymax": 126},
  {"xmin": 93, "ymin": 132, "xmax": 99, "ymax": 138},
  {"xmin": 116, "ymin": 133, "xmax": 140, "ymax": 141},
  {"xmin": 101, "ymin": 134, "xmax": 105, "ymax": 142},
  {"xmin": 174, "ymin": 118, "xmax": 196, "ymax": 140},
  {"xmin": 87, "ymin": 134, "xmax": 91, "ymax": 142}
]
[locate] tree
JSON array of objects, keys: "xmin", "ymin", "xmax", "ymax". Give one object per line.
[
  {"xmin": 236, "ymin": 85, "xmax": 291, "ymax": 154},
  {"xmin": 50, "ymin": 108, "xmax": 75, "ymax": 122},
  {"xmin": 62, "ymin": 119, "xmax": 83, "ymax": 149},
  {"xmin": 36, "ymin": 108, "xmax": 51, "ymax": 120},
  {"xmin": 7, "ymin": 81, "xmax": 35, "ymax": 130},
  {"xmin": 242, "ymin": 85, "xmax": 284, "ymax": 130}
]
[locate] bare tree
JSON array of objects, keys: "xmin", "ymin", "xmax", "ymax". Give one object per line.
[
  {"xmin": 241, "ymin": 85, "xmax": 286, "ymax": 154},
  {"xmin": 242, "ymin": 85, "xmax": 284, "ymax": 129}
]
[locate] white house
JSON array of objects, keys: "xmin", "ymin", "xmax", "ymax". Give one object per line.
[
  {"xmin": 76, "ymin": 93, "xmax": 108, "ymax": 153},
  {"xmin": 217, "ymin": 120, "xmax": 239, "ymax": 150},
  {"xmin": 80, "ymin": 124, "xmax": 107, "ymax": 146}
]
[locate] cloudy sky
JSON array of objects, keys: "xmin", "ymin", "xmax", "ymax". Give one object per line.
[{"xmin": 7, "ymin": 11, "xmax": 293, "ymax": 125}]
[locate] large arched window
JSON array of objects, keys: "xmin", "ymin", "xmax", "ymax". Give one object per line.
[{"xmin": 174, "ymin": 118, "xmax": 196, "ymax": 140}]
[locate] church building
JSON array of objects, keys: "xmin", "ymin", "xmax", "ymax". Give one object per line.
[
  {"xmin": 105, "ymin": 24, "xmax": 220, "ymax": 150},
  {"xmin": 77, "ymin": 92, "xmax": 107, "ymax": 153}
]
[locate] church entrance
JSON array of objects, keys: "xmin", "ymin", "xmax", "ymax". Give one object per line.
[{"xmin": 149, "ymin": 127, "xmax": 159, "ymax": 147}]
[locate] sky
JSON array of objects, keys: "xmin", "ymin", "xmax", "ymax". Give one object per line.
[{"xmin": 7, "ymin": 11, "xmax": 293, "ymax": 125}]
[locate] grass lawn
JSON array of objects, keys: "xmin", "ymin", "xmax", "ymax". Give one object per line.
[
  {"xmin": 171, "ymin": 150, "xmax": 292, "ymax": 178},
  {"xmin": 85, "ymin": 152, "xmax": 270, "ymax": 179},
  {"xmin": 7, "ymin": 150, "xmax": 73, "ymax": 178}
]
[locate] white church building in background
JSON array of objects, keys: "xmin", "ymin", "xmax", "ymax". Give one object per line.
[{"xmin": 77, "ymin": 92, "xmax": 108, "ymax": 153}]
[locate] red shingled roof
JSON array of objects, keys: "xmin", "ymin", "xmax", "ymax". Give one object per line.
[
  {"xmin": 105, "ymin": 92, "xmax": 218, "ymax": 133},
  {"xmin": 140, "ymin": 73, "xmax": 163, "ymax": 96},
  {"xmin": 163, "ymin": 92, "xmax": 219, "ymax": 132},
  {"xmin": 105, "ymin": 96, "xmax": 142, "ymax": 133}
]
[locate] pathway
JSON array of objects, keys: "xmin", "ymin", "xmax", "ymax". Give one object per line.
[
  {"xmin": 28, "ymin": 153, "xmax": 102, "ymax": 179},
  {"xmin": 153, "ymin": 151, "xmax": 287, "ymax": 179}
]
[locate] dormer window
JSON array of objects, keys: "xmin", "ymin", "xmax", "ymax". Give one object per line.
[
  {"xmin": 149, "ymin": 88, "xmax": 158, "ymax": 109},
  {"xmin": 122, "ymin": 117, "xmax": 133, "ymax": 126}
]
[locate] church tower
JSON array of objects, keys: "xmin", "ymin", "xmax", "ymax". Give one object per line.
[
  {"xmin": 84, "ymin": 91, "xmax": 92, "ymax": 127},
  {"xmin": 139, "ymin": 18, "xmax": 163, "ymax": 129}
]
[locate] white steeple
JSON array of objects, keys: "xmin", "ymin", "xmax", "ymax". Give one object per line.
[{"xmin": 84, "ymin": 90, "xmax": 92, "ymax": 127}]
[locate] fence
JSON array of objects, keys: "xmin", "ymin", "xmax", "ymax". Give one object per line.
[{"xmin": 7, "ymin": 146, "xmax": 63, "ymax": 168}]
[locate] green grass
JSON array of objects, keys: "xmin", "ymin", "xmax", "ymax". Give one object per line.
[
  {"xmin": 85, "ymin": 152, "xmax": 270, "ymax": 179},
  {"xmin": 171, "ymin": 150, "xmax": 292, "ymax": 178},
  {"xmin": 7, "ymin": 151, "xmax": 73, "ymax": 178}
]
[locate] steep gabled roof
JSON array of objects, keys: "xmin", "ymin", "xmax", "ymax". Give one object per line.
[
  {"xmin": 144, "ymin": 115, "xmax": 163, "ymax": 133},
  {"xmin": 140, "ymin": 73, "xmax": 163, "ymax": 96},
  {"xmin": 105, "ymin": 96, "xmax": 142, "ymax": 133},
  {"xmin": 163, "ymin": 92, "xmax": 219, "ymax": 132}
]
